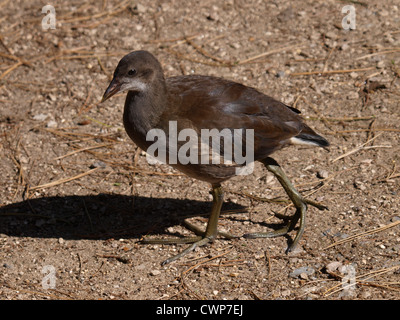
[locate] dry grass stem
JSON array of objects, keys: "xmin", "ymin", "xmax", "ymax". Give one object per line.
[
  {"xmin": 323, "ymin": 265, "xmax": 400, "ymax": 296},
  {"xmin": 54, "ymin": 143, "xmax": 114, "ymax": 160},
  {"xmin": 355, "ymin": 49, "xmax": 400, "ymax": 60},
  {"xmin": 290, "ymin": 66, "xmax": 375, "ymax": 76},
  {"xmin": 331, "ymin": 133, "xmax": 385, "ymax": 162},
  {"xmin": 307, "ymin": 116, "xmax": 376, "ymax": 122},
  {"xmin": 0, "ymin": 61, "xmax": 23, "ymax": 80},
  {"xmin": 181, "ymin": 247, "xmax": 234, "ymax": 277},
  {"xmin": 185, "ymin": 38, "xmax": 230, "ymax": 65},
  {"xmin": 237, "ymin": 44, "xmax": 304, "ymax": 65},
  {"xmin": 323, "ymin": 220, "xmax": 400, "ymax": 250},
  {"xmin": 58, "ymin": 0, "xmax": 130, "ymax": 24},
  {"xmin": 30, "ymin": 168, "xmax": 100, "ymax": 191},
  {"xmin": 331, "ymin": 128, "xmax": 400, "ymax": 134}
]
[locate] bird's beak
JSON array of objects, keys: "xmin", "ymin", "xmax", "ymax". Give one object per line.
[{"xmin": 101, "ymin": 77, "xmax": 121, "ymax": 103}]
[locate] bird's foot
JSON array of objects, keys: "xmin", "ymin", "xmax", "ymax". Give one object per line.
[
  {"xmin": 243, "ymin": 157, "xmax": 329, "ymax": 253},
  {"xmin": 243, "ymin": 197, "xmax": 328, "ymax": 253},
  {"xmin": 243, "ymin": 205, "xmax": 305, "ymax": 253}
]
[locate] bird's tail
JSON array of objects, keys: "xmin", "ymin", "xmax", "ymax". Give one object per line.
[{"xmin": 290, "ymin": 125, "xmax": 330, "ymax": 148}]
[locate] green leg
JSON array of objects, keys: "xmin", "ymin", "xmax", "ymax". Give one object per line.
[
  {"xmin": 244, "ymin": 157, "xmax": 327, "ymax": 253},
  {"xmin": 142, "ymin": 184, "xmax": 231, "ymax": 265}
]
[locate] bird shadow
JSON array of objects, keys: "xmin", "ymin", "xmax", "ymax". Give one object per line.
[{"xmin": 0, "ymin": 194, "xmax": 248, "ymax": 241}]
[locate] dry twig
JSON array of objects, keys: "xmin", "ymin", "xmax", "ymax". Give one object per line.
[
  {"xmin": 237, "ymin": 43, "xmax": 303, "ymax": 65},
  {"xmin": 290, "ymin": 66, "xmax": 375, "ymax": 76},
  {"xmin": 30, "ymin": 168, "xmax": 100, "ymax": 191},
  {"xmin": 323, "ymin": 264, "xmax": 400, "ymax": 297},
  {"xmin": 323, "ymin": 220, "xmax": 400, "ymax": 250},
  {"xmin": 331, "ymin": 133, "xmax": 389, "ymax": 163},
  {"xmin": 54, "ymin": 143, "xmax": 114, "ymax": 160}
]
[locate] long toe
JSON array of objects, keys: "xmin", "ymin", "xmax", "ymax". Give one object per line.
[
  {"xmin": 243, "ymin": 224, "xmax": 291, "ymax": 239},
  {"xmin": 161, "ymin": 237, "xmax": 212, "ymax": 265},
  {"xmin": 141, "ymin": 235, "xmax": 203, "ymax": 245}
]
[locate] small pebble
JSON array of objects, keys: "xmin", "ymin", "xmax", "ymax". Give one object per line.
[
  {"xmin": 290, "ymin": 266, "xmax": 315, "ymax": 278},
  {"xmin": 340, "ymin": 43, "xmax": 350, "ymax": 51},
  {"xmin": 325, "ymin": 31, "xmax": 337, "ymax": 39},
  {"xmin": 150, "ymin": 270, "xmax": 161, "ymax": 276},
  {"xmin": 349, "ymin": 72, "xmax": 358, "ymax": 79},
  {"xmin": 281, "ymin": 289, "xmax": 291, "ymax": 296},
  {"xmin": 347, "ymin": 91, "xmax": 359, "ymax": 100},
  {"xmin": 46, "ymin": 120, "xmax": 57, "ymax": 128},
  {"xmin": 354, "ymin": 181, "xmax": 366, "ymax": 191},
  {"xmin": 135, "ymin": 4, "xmax": 146, "ymax": 13},
  {"xmin": 299, "ymin": 273, "xmax": 309, "ymax": 280},
  {"xmin": 33, "ymin": 114, "xmax": 48, "ymax": 121},
  {"xmin": 90, "ymin": 161, "xmax": 106, "ymax": 169},
  {"xmin": 325, "ymin": 261, "xmax": 342, "ymax": 273},
  {"xmin": 317, "ymin": 170, "xmax": 329, "ymax": 179}
]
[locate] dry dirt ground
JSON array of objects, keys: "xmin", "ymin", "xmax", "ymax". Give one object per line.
[{"xmin": 1, "ymin": 0, "xmax": 399, "ymax": 300}]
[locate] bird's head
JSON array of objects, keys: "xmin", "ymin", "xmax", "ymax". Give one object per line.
[{"xmin": 101, "ymin": 50, "xmax": 163, "ymax": 102}]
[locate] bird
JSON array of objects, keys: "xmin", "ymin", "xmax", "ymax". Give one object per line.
[{"xmin": 101, "ymin": 50, "xmax": 329, "ymax": 265}]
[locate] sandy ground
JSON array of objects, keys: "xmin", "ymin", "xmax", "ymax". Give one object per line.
[{"xmin": 0, "ymin": 0, "xmax": 399, "ymax": 300}]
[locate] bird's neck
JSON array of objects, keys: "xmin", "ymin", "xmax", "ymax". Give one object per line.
[{"xmin": 123, "ymin": 83, "xmax": 167, "ymax": 149}]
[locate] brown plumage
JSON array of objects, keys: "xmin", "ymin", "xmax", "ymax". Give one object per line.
[{"xmin": 102, "ymin": 50, "xmax": 329, "ymax": 265}]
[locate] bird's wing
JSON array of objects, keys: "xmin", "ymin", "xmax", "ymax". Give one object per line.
[{"xmin": 166, "ymin": 76, "xmax": 306, "ymax": 159}]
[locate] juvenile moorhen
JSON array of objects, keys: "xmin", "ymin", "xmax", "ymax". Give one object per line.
[{"xmin": 102, "ymin": 50, "xmax": 329, "ymax": 265}]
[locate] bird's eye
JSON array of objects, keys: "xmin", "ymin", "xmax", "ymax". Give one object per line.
[{"xmin": 128, "ymin": 69, "xmax": 136, "ymax": 76}]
